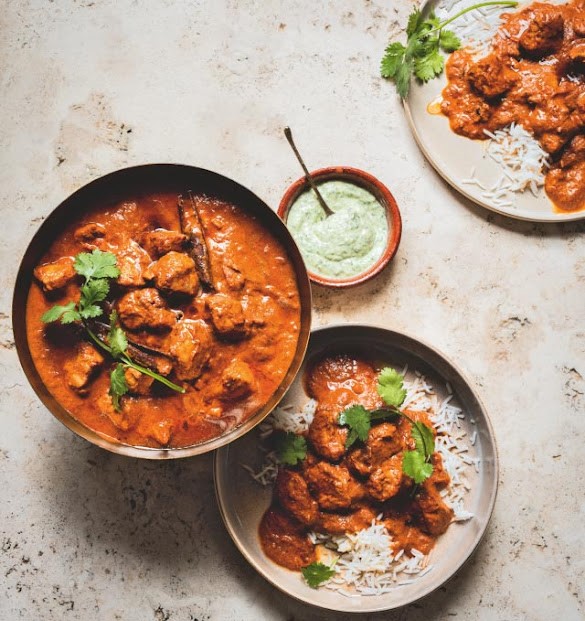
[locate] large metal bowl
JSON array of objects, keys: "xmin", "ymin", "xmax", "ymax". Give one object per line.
[{"xmin": 13, "ymin": 164, "xmax": 312, "ymax": 459}]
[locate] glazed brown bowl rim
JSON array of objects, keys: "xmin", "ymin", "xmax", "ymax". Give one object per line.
[
  {"xmin": 13, "ymin": 163, "xmax": 312, "ymax": 459},
  {"xmin": 277, "ymin": 166, "xmax": 402, "ymax": 288}
]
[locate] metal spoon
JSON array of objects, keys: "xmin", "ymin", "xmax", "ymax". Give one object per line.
[{"xmin": 284, "ymin": 126, "xmax": 334, "ymax": 217}]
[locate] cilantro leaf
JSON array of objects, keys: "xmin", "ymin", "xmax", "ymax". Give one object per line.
[
  {"xmin": 78, "ymin": 278, "xmax": 109, "ymax": 319},
  {"xmin": 81, "ymin": 278, "xmax": 109, "ymax": 306},
  {"xmin": 79, "ymin": 305, "xmax": 103, "ymax": 319},
  {"xmin": 439, "ymin": 29, "xmax": 461, "ymax": 52},
  {"xmin": 414, "ymin": 48, "xmax": 444, "ymax": 82},
  {"xmin": 411, "ymin": 420, "xmax": 435, "ymax": 459},
  {"xmin": 381, "ymin": 42, "xmax": 406, "ymax": 78},
  {"xmin": 424, "ymin": 13, "xmax": 441, "ymax": 31},
  {"xmin": 41, "ymin": 302, "xmax": 80, "ymax": 324},
  {"xmin": 108, "ymin": 311, "xmax": 128, "ymax": 359},
  {"xmin": 412, "ymin": 35, "xmax": 438, "ymax": 59},
  {"xmin": 400, "ymin": 416, "xmax": 435, "ymax": 484},
  {"xmin": 301, "ymin": 562, "xmax": 336, "ymax": 588},
  {"xmin": 403, "ymin": 450, "xmax": 434, "ymax": 484},
  {"xmin": 381, "ymin": 2, "xmax": 518, "ymax": 98},
  {"xmin": 275, "ymin": 432, "xmax": 307, "ymax": 466},
  {"xmin": 338, "ymin": 404, "xmax": 371, "ymax": 448},
  {"xmin": 406, "ymin": 9, "xmax": 422, "ymax": 37},
  {"xmin": 395, "ymin": 55, "xmax": 414, "ymax": 99},
  {"xmin": 377, "ymin": 367, "xmax": 406, "ymax": 408},
  {"xmin": 333, "ymin": 370, "xmax": 437, "ymax": 485},
  {"xmin": 109, "ymin": 363, "xmax": 129, "ymax": 412},
  {"xmin": 74, "ymin": 249, "xmax": 120, "ymax": 282}
]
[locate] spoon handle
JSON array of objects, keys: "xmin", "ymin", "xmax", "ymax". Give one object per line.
[{"xmin": 284, "ymin": 127, "xmax": 334, "ymax": 217}]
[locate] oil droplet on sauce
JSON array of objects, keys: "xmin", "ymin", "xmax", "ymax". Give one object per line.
[{"xmin": 427, "ymin": 96, "xmax": 443, "ymax": 115}]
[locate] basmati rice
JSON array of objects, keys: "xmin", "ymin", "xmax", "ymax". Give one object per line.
[{"xmin": 436, "ymin": 0, "xmax": 511, "ymax": 57}]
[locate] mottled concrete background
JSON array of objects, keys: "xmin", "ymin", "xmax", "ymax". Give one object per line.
[{"xmin": 1, "ymin": 1, "xmax": 583, "ymax": 620}]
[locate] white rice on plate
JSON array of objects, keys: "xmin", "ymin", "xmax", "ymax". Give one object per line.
[
  {"xmin": 435, "ymin": 0, "xmax": 568, "ymax": 211},
  {"xmin": 242, "ymin": 369, "xmax": 478, "ymax": 596},
  {"xmin": 436, "ymin": 0, "xmax": 512, "ymax": 57},
  {"xmin": 461, "ymin": 124, "xmax": 550, "ymax": 208}
]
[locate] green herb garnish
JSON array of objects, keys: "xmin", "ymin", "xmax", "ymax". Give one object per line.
[
  {"xmin": 74, "ymin": 249, "xmax": 120, "ymax": 281},
  {"xmin": 41, "ymin": 250, "xmax": 185, "ymax": 411},
  {"xmin": 403, "ymin": 447, "xmax": 433, "ymax": 483},
  {"xmin": 403, "ymin": 418, "xmax": 435, "ymax": 483},
  {"xmin": 338, "ymin": 367, "xmax": 435, "ymax": 484},
  {"xmin": 338, "ymin": 404, "xmax": 371, "ymax": 449},
  {"xmin": 107, "ymin": 311, "xmax": 128, "ymax": 358},
  {"xmin": 275, "ymin": 431, "xmax": 307, "ymax": 466},
  {"xmin": 301, "ymin": 561, "xmax": 336, "ymax": 588},
  {"xmin": 41, "ymin": 301, "xmax": 79, "ymax": 324},
  {"xmin": 376, "ymin": 366, "xmax": 407, "ymax": 407},
  {"xmin": 109, "ymin": 363, "xmax": 129, "ymax": 411},
  {"xmin": 338, "ymin": 403, "xmax": 398, "ymax": 450},
  {"xmin": 380, "ymin": 1, "xmax": 518, "ymax": 98},
  {"xmin": 41, "ymin": 250, "xmax": 117, "ymax": 325}
]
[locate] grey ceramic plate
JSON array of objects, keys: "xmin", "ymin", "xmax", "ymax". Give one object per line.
[
  {"xmin": 404, "ymin": 0, "xmax": 583, "ymax": 223},
  {"xmin": 214, "ymin": 325, "xmax": 498, "ymax": 612}
]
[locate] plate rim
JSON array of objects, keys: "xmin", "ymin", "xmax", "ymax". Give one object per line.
[
  {"xmin": 403, "ymin": 0, "xmax": 585, "ymax": 224},
  {"xmin": 213, "ymin": 323, "xmax": 499, "ymax": 612}
]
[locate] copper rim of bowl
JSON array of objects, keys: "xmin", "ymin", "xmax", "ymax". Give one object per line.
[
  {"xmin": 13, "ymin": 163, "xmax": 312, "ymax": 459},
  {"xmin": 277, "ymin": 166, "xmax": 402, "ymax": 288}
]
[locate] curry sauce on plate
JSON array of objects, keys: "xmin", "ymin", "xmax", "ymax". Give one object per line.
[{"xmin": 441, "ymin": 0, "xmax": 585, "ymax": 212}]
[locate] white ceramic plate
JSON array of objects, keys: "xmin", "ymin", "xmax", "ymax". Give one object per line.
[
  {"xmin": 404, "ymin": 0, "xmax": 584, "ymax": 223},
  {"xmin": 214, "ymin": 325, "xmax": 498, "ymax": 612}
]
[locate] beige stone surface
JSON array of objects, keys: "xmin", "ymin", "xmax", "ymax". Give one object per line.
[{"xmin": 1, "ymin": 1, "xmax": 583, "ymax": 619}]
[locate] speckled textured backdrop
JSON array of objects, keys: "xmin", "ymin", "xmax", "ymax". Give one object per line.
[{"xmin": 1, "ymin": 1, "xmax": 583, "ymax": 619}]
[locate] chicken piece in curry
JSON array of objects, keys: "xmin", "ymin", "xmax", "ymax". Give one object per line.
[
  {"xmin": 259, "ymin": 354, "xmax": 453, "ymax": 572},
  {"xmin": 440, "ymin": 0, "xmax": 585, "ymax": 212},
  {"xmin": 26, "ymin": 192, "xmax": 301, "ymax": 448}
]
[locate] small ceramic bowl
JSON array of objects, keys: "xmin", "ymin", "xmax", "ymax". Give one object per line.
[{"xmin": 277, "ymin": 166, "xmax": 402, "ymax": 288}]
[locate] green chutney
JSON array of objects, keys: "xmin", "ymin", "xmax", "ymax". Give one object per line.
[{"xmin": 286, "ymin": 180, "xmax": 388, "ymax": 279}]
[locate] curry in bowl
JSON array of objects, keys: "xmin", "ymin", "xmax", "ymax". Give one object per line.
[{"xmin": 18, "ymin": 166, "xmax": 310, "ymax": 453}]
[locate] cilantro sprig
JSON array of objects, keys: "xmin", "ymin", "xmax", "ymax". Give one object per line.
[
  {"xmin": 109, "ymin": 363, "xmax": 129, "ymax": 412},
  {"xmin": 41, "ymin": 250, "xmax": 185, "ymax": 411},
  {"xmin": 275, "ymin": 431, "xmax": 307, "ymax": 466},
  {"xmin": 377, "ymin": 367, "xmax": 407, "ymax": 407},
  {"xmin": 301, "ymin": 561, "xmax": 336, "ymax": 588},
  {"xmin": 92, "ymin": 311, "xmax": 186, "ymax": 409},
  {"xmin": 381, "ymin": 1, "xmax": 518, "ymax": 98},
  {"xmin": 337, "ymin": 367, "xmax": 435, "ymax": 484},
  {"xmin": 403, "ymin": 421, "xmax": 435, "ymax": 483},
  {"xmin": 41, "ymin": 250, "xmax": 117, "ymax": 324},
  {"xmin": 338, "ymin": 404, "xmax": 371, "ymax": 448}
]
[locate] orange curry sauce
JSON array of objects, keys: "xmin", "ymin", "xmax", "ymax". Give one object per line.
[
  {"xmin": 259, "ymin": 354, "xmax": 453, "ymax": 571},
  {"xmin": 441, "ymin": 0, "xmax": 585, "ymax": 212},
  {"xmin": 26, "ymin": 192, "xmax": 301, "ymax": 448}
]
